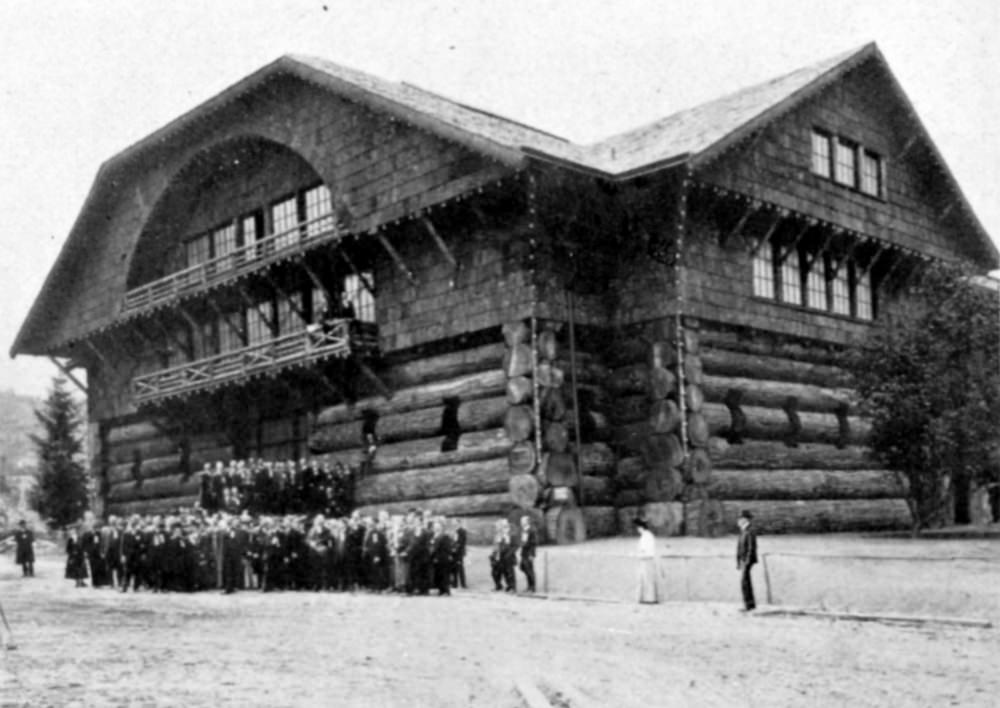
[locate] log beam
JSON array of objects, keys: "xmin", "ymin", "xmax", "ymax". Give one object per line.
[
  {"xmin": 207, "ymin": 298, "xmax": 248, "ymax": 346},
  {"xmin": 338, "ymin": 250, "xmax": 376, "ymax": 297}
]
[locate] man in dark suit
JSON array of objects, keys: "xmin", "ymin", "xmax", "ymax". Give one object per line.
[
  {"xmin": 119, "ymin": 516, "xmax": 145, "ymax": 592},
  {"xmin": 450, "ymin": 519, "xmax": 467, "ymax": 590},
  {"xmin": 221, "ymin": 518, "xmax": 245, "ymax": 594},
  {"xmin": 429, "ymin": 519, "xmax": 453, "ymax": 596},
  {"xmin": 13, "ymin": 520, "xmax": 34, "ymax": 577},
  {"xmin": 736, "ymin": 509, "xmax": 758, "ymax": 612},
  {"xmin": 518, "ymin": 515, "xmax": 538, "ymax": 593}
]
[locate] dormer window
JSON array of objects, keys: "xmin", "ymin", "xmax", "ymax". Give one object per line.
[
  {"xmin": 812, "ymin": 128, "xmax": 884, "ymax": 199},
  {"xmin": 834, "ymin": 138, "xmax": 857, "ymax": 187}
]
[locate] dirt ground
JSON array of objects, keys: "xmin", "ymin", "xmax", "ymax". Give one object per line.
[{"xmin": 1, "ymin": 554, "xmax": 998, "ymax": 708}]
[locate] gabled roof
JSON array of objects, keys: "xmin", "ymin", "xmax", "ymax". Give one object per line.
[{"xmin": 11, "ymin": 42, "xmax": 997, "ymax": 357}]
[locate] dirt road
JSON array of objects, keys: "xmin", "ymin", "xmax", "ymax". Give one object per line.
[{"xmin": 1, "ymin": 556, "xmax": 996, "ymax": 707}]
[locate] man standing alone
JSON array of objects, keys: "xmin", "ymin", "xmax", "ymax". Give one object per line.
[
  {"xmin": 736, "ymin": 510, "xmax": 758, "ymax": 612},
  {"xmin": 14, "ymin": 520, "xmax": 34, "ymax": 577}
]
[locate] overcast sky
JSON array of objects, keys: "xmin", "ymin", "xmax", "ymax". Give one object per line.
[{"xmin": 2, "ymin": 0, "xmax": 998, "ymax": 398}]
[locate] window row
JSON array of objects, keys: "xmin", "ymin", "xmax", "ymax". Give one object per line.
[
  {"xmin": 183, "ymin": 183, "xmax": 334, "ymax": 270},
  {"xmin": 811, "ymin": 129, "xmax": 884, "ymax": 198},
  {"xmin": 752, "ymin": 242, "xmax": 874, "ymax": 321},
  {"xmin": 163, "ymin": 275, "xmax": 374, "ymax": 367}
]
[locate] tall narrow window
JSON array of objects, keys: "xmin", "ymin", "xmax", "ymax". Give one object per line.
[
  {"xmin": 271, "ymin": 196, "xmax": 299, "ymax": 250},
  {"xmin": 831, "ymin": 264, "xmax": 851, "ymax": 315},
  {"xmin": 246, "ymin": 302, "xmax": 274, "ymax": 345},
  {"xmin": 811, "ymin": 130, "xmax": 832, "ymax": 178},
  {"xmin": 855, "ymin": 268, "xmax": 873, "ymax": 320},
  {"xmin": 219, "ymin": 312, "xmax": 244, "ymax": 353},
  {"xmin": 835, "ymin": 139, "xmax": 857, "ymax": 187},
  {"xmin": 242, "ymin": 212, "xmax": 260, "ymax": 261},
  {"xmin": 277, "ymin": 292, "xmax": 306, "ymax": 334},
  {"xmin": 185, "ymin": 234, "xmax": 211, "ymax": 268},
  {"xmin": 197, "ymin": 320, "xmax": 217, "ymax": 359},
  {"xmin": 344, "ymin": 272, "xmax": 376, "ymax": 323},
  {"xmin": 805, "ymin": 257, "xmax": 827, "ymax": 310},
  {"xmin": 310, "ymin": 286, "xmax": 328, "ymax": 323},
  {"xmin": 860, "ymin": 150, "xmax": 882, "ymax": 197},
  {"xmin": 752, "ymin": 244, "xmax": 775, "ymax": 299},
  {"xmin": 780, "ymin": 249, "xmax": 802, "ymax": 305},
  {"xmin": 212, "ymin": 222, "xmax": 237, "ymax": 272},
  {"xmin": 303, "ymin": 184, "xmax": 333, "ymax": 238}
]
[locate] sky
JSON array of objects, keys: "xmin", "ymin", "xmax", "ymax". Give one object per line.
[{"xmin": 1, "ymin": 0, "xmax": 998, "ymax": 398}]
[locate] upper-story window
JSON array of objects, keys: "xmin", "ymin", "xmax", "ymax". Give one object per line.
[
  {"xmin": 811, "ymin": 130, "xmax": 832, "ymax": 178},
  {"xmin": 834, "ymin": 139, "xmax": 857, "ymax": 187},
  {"xmin": 860, "ymin": 150, "xmax": 883, "ymax": 197},
  {"xmin": 271, "ymin": 195, "xmax": 299, "ymax": 250},
  {"xmin": 811, "ymin": 128, "xmax": 884, "ymax": 199},
  {"xmin": 344, "ymin": 272, "xmax": 376, "ymax": 323},
  {"xmin": 304, "ymin": 184, "xmax": 334, "ymax": 238},
  {"xmin": 212, "ymin": 222, "xmax": 238, "ymax": 271},
  {"xmin": 185, "ymin": 233, "xmax": 211, "ymax": 268}
]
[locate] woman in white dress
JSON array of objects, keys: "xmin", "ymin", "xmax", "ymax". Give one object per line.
[{"xmin": 635, "ymin": 518, "xmax": 660, "ymax": 604}]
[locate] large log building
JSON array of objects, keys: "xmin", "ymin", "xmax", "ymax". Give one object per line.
[{"xmin": 12, "ymin": 44, "xmax": 997, "ymax": 541}]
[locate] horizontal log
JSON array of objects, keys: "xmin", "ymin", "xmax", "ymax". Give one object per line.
[
  {"xmin": 510, "ymin": 474, "xmax": 541, "ymax": 509},
  {"xmin": 552, "ymin": 353, "xmax": 608, "ymax": 386},
  {"xmin": 506, "ymin": 376, "xmax": 533, "ymax": 405},
  {"xmin": 537, "ymin": 329, "xmax": 559, "ymax": 361},
  {"xmin": 503, "ymin": 343, "xmax": 533, "ymax": 378},
  {"xmin": 710, "ymin": 440, "xmax": 880, "ymax": 470},
  {"xmin": 581, "ymin": 506, "xmax": 618, "ymax": 539},
  {"xmin": 607, "ymin": 364, "xmax": 651, "ymax": 396},
  {"xmin": 107, "ymin": 495, "xmax": 200, "ymax": 518},
  {"xmin": 320, "ymin": 428, "xmax": 512, "ymax": 474},
  {"xmin": 616, "ymin": 503, "xmax": 684, "ymax": 536},
  {"xmin": 701, "ymin": 374, "xmax": 854, "ymax": 414},
  {"xmin": 508, "ymin": 441, "xmax": 537, "ymax": 475},
  {"xmin": 311, "ymin": 395, "xmax": 508, "ymax": 451},
  {"xmin": 696, "ymin": 326, "xmax": 846, "ymax": 367},
  {"xmin": 610, "ymin": 395, "xmax": 651, "ymax": 425},
  {"xmin": 505, "ymin": 404, "xmax": 535, "ymax": 443},
  {"xmin": 316, "ymin": 369, "xmax": 507, "ymax": 427},
  {"xmin": 702, "ymin": 402, "xmax": 870, "ymax": 446},
  {"xmin": 700, "ymin": 347, "xmax": 850, "ymax": 388},
  {"xmin": 354, "ymin": 457, "xmax": 510, "ymax": 506},
  {"xmin": 108, "ymin": 475, "xmax": 200, "ymax": 503},
  {"xmin": 614, "ymin": 489, "xmax": 645, "ymax": 508},
  {"xmin": 354, "ymin": 492, "xmax": 515, "ymax": 518},
  {"xmin": 707, "ymin": 469, "xmax": 905, "ymax": 501},
  {"xmin": 713, "ymin": 498, "xmax": 912, "ymax": 534},
  {"xmin": 614, "ymin": 456, "xmax": 646, "ymax": 487},
  {"xmin": 384, "ymin": 342, "xmax": 506, "ymax": 389},
  {"xmin": 577, "ymin": 442, "xmax": 615, "ymax": 477},
  {"xmin": 108, "ymin": 455, "xmax": 179, "ymax": 486},
  {"xmin": 107, "ymin": 420, "xmax": 162, "ymax": 446},
  {"xmin": 579, "ymin": 475, "xmax": 615, "ymax": 506},
  {"xmin": 108, "ymin": 437, "xmax": 180, "ymax": 465}
]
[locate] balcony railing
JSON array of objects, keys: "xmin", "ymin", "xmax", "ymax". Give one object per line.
[
  {"xmin": 122, "ymin": 213, "xmax": 340, "ymax": 317},
  {"xmin": 131, "ymin": 319, "xmax": 377, "ymax": 404}
]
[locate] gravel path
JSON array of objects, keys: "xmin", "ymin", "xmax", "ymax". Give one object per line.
[{"xmin": 1, "ymin": 556, "xmax": 997, "ymax": 707}]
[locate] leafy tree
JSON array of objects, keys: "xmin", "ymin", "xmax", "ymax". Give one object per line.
[
  {"xmin": 850, "ymin": 263, "xmax": 1000, "ymax": 531},
  {"xmin": 30, "ymin": 377, "xmax": 88, "ymax": 528}
]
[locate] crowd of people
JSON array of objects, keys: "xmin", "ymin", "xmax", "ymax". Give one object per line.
[
  {"xmin": 61, "ymin": 508, "xmax": 469, "ymax": 596},
  {"xmin": 196, "ymin": 457, "xmax": 356, "ymax": 517}
]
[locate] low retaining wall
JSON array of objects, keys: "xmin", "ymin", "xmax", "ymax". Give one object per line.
[{"xmin": 523, "ymin": 548, "xmax": 1000, "ymax": 618}]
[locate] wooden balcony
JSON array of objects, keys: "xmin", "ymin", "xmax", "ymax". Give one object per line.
[
  {"xmin": 122, "ymin": 213, "xmax": 340, "ymax": 318},
  {"xmin": 132, "ymin": 319, "xmax": 377, "ymax": 404}
]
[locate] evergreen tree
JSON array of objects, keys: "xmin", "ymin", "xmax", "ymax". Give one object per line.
[
  {"xmin": 850, "ymin": 263, "xmax": 1000, "ymax": 531},
  {"xmin": 30, "ymin": 377, "xmax": 88, "ymax": 528}
]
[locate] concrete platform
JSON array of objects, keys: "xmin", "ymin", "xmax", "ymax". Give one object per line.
[{"xmin": 465, "ymin": 531, "xmax": 1000, "ymax": 620}]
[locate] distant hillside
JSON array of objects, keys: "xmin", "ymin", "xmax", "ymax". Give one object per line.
[{"xmin": 0, "ymin": 388, "xmax": 44, "ymax": 474}]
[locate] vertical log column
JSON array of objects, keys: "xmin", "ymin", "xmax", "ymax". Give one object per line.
[
  {"xmin": 503, "ymin": 320, "xmax": 545, "ymax": 537},
  {"xmin": 678, "ymin": 323, "xmax": 724, "ymax": 536}
]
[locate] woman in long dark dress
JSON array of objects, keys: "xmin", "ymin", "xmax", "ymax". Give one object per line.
[{"xmin": 65, "ymin": 527, "xmax": 88, "ymax": 587}]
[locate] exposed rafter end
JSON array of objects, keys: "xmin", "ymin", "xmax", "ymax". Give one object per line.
[{"xmin": 49, "ymin": 356, "xmax": 88, "ymax": 396}]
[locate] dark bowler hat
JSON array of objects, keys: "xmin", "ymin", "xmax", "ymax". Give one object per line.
[
  {"xmin": 739, "ymin": 510, "xmax": 753, "ymax": 520},
  {"xmin": 633, "ymin": 517, "xmax": 649, "ymax": 529}
]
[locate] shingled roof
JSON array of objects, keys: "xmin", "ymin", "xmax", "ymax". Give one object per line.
[{"xmin": 11, "ymin": 42, "xmax": 997, "ymax": 357}]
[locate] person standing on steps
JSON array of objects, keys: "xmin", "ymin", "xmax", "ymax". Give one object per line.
[{"xmin": 736, "ymin": 509, "xmax": 758, "ymax": 612}]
